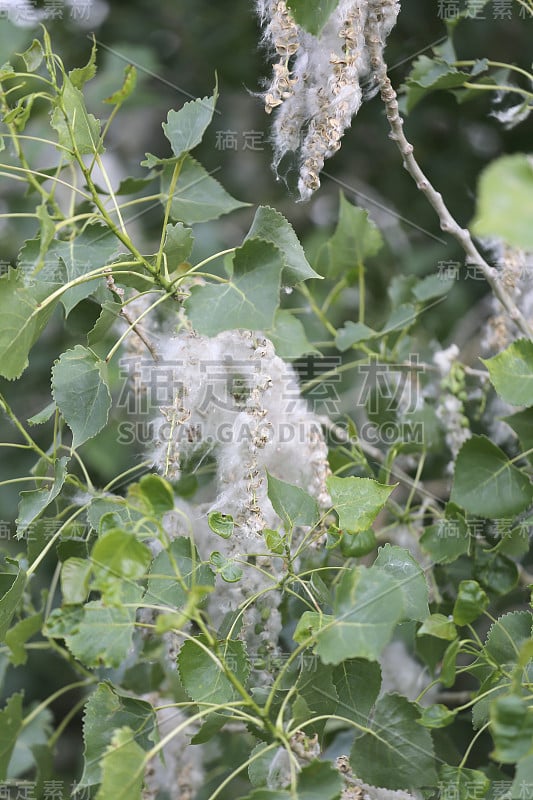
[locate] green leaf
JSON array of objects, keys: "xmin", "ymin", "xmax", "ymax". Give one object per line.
[
  {"xmin": 317, "ymin": 195, "xmax": 383, "ymax": 278},
  {"xmin": 333, "ymin": 658, "xmax": 382, "ymax": 727},
  {"xmin": 413, "ymin": 272, "xmax": 456, "ymax": 302},
  {"xmin": 16, "ymin": 456, "xmax": 68, "ymax": 537},
  {"xmin": 267, "ymin": 473, "xmax": 320, "ymax": 529},
  {"xmin": 0, "ymin": 692, "xmax": 23, "ymax": 780},
  {"xmin": 138, "ymin": 474, "xmax": 175, "ymax": 514},
  {"xmin": 293, "ymin": 661, "xmax": 338, "ymax": 738},
  {"xmin": 69, "ymin": 38, "xmax": 97, "ymax": 88},
  {"xmin": 418, "ymin": 705, "xmax": 457, "ymax": 729},
  {"xmin": 503, "ymin": 407, "xmax": 533, "ymax": 454},
  {"xmin": 5, "ymin": 613, "xmax": 42, "ymax": 666},
  {"xmin": 453, "ymin": 580, "xmax": 489, "ymax": 625},
  {"xmin": 401, "ymin": 56, "xmax": 479, "ymax": 112},
  {"xmin": 340, "ymin": 528, "xmax": 377, "ymax": 558},
  {"xmin": 0, "ymin": 568, "xmax": 27, "ymax": 641},
  {"xmin": 91, "ymin": 529, "xmax": 152, "ymax": 596},
  {"xmin": 265, "ymin": 529, "xmax": 286, "ymax": 555},
  {"xmin": 103, "ymin": 64, "xmax": 137, "ymax": 105},
  {"xmin": 209, "ymin": 552, "xmax": 243, "ymax": 583},
  {"xmin": 18, "ymin": 39, "xmax": 43, "ymax": 72},
  {"xmin": 472, "ymin": 154, "xmax": 533, "ymax": 249},
  {"xmin": 53, "ymin": 227, "xmax": 119, "ymax": 315},
  {"xmin": 418, "ymin": 613, "xmax": 457, "ymax": 641},
  {"xmin": 297, "ymin": 760, "xmax": 343, "ymax": 800},
  {"xmin": 420, "ymin": 511, "xmax": 470, "ymax": 564},
  {"xmin": 440, "ymin": 638, "xmax": 461, "ymax": 688},
  {"xmin": 286, "ymin": 0, "xmax": 340, "ymax": 36},
  {"xmin": 161, "ymin": 155, "xmax": 249, "ymax": 223},
  {"xmin": 335, "ymin": 321, "xmax": 377, "ymax": 352},
  {"xmin": 0, "ymin": 268, "xmax": 60, "ymax": 380},
  {"xmin": 327, "ymin": 476, "xmax": 396, "ymax": 533},
  {"xmin": 490, "ymin": 695, "xmax": 533, "ymax": 763},
  {"xmin": 80, "ymin": 682, "xmax": 157, "ymax": 788},
  {"xmin": 162, "ymin": 222, "xmax": 194, "ymax": 267},
  {"xmin": 245, "ymin": 205, "xmax": 321, "ymax": 284},
  {"xmin": 482, "ymin": 339, "xmax": 533, "ymax": 407},
  {"xmin": 512, "ymin": 754, "xmax": 533, "ymax": 798},
  {"xmin": 185, "ymin": 239, "xmax": 283, "ymax": 335},
  {"xmin": 268, "ymin": 310, "xmax": 319, "ymax": 359},
  {"xmin": 438, "ymin": 766, "xmax": 489, "ymax": 800},
  {"xmin": 450, "ymin": 435, "xmax": 533, "ymax": 518},
  {"xmin": 145, "ymin": 538, "xmax": 214, "ymax": 609},
  {"xmin": 27, "ymin": 400, "xmax": 56, "ymax": 426},
  {"xmin": 484, "ymin": 611, "xmax": 533, "ymax": 672},
  {"xmin": 61, "ymin": 558, "xmax": 91, "ymax": 605},
  {"xmin": 178, "ymin": 636, "xmax": 249, "ymax": 705},
  {"xmin": 208, "ymin": 512, "xmax": 234, "ymax": 539},
  {"xmin": 351, "ymin": 694, "xmax": 437, "ymax": 789},
  {"xmin": 52, "ymin": 346, "xmax": 111, "ymax": 448},
  {"xmin": 95, "ymin": 727, "xmax": 145, "ymax": 800},
  {"xmin": 48, "ymin": 584, "xmax": 142, "ymax": 669},
  {"xmin": 162, "ymin": 92, "xmax": 217, "ymax": 159},
  {"xmin": 294, "ymin": 566, "xmax": 404, "ymax": 664},
  {"xmin": 373, "ymin": 544, "xmax": 429, "ymax": 622},
  {"xmin": 50, "ymin": 75, "xmax": 102, "ymax": 156}
]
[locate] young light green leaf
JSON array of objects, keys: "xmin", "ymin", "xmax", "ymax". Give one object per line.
[
  {"xmin": 50, "ymin": 75, "xmax": 102, "ymax": 156},
  {"xmin": 208, "ymin": 512, "xmax": 234, "ymax": 539},
  {"xmin": 103, "ymin": 64, "xmax": 137, "ymax": 105},
  {"xmin": 0, "ymin": 568, "xmax": 27, "ymax": 641},
  {"xmin": 450, "ymin": 435, "xmax": 533, "ymax": 518},
  {"xmin": 27, "ymin": 400, "xmax": 56, "ymax": 427},
  {"xmin": 162, "ymin": 93, "xmax": 217, "ymax": 159},
  {"xmin": 61, "ymin": 558, "xmax": 91, "ymax": 605},
  {"xmin": 286, "ymin": 0, "xmax": 340, "ymax": 35},
  {"xmin": 0, "ymin": 268, "xmax": 60, "ymax": 380},
  {"xmin": 268, "ymin": 310, "xmax": 319, "ymax": 359},
  {"xmin": 4, "ymin": 613, "xmax": 42, "ymax": 666},
  {"xmin": 373, "ymin": 544, "xmax": 429, "ymax": 622},
  {"xmin": 340, "ymin": 528, "xmax": 377, "ymax": 558},
  {"xmin": 138, "ymin": 473, "xmax": 175, "ymax": 514},
  {"xmin": 267, "ymin": 473, "xmax": 320, "ymax": 529},
  {"xmin": 79, "ymin": 683, "xmax": 156, "ymax": 788},
  {"xmin": 16, "ymin": 456, "xmax": 69, "ymax": 537},
  {"xmin": 162, "ymin": 222, "xmax": 194, "ymax": 267},
  {"xmin": 472, "ymin": 154, "xmax": 533, "ymax": 249},
  {"xmin": 185, "ymin": 239, "xmax": 283, "ymax": 335},
  {"xmin": 209, "ymin": 552, "xmax": 243, "ymax": 583},
  {"xmin": 453, "ymin": 580, "xmax": 489, "ymax": 625},
  {"xmin": 418, "ymin": 613, "xmax": 457, "ymax": 641},
  {"xmin": 244, "ymin": 205, "xmax": 321, "ymax": 284},
  {"xmin": 0, "ymin": 692, "xmax": 23, "ymax": 780},
  {"xmin": 482, "ymin": 339, "xmax": 533, "ymax": 407},
  {"xmin": 178, "ymin": 636, "xmax": 249, "ymax": 705},
  {"xmin": 317, "ymin": 195, "xmax": 383, "ymax": 279},
  {"xmin": 327, "ymin": 476, "xmax": 396, "ymax": 533},
  {"xmin": 161, "ymin": 155, "xmax": 249, "ymax": 223},
  {"xmin": 95, "ymin": 727, "xmax": 145, "ymax": 800},
  {"xmin": 52, "ymin": 346, "xmax": 111, "ymax": 449},
  {"xmin": 351, "ymin": 694, "xmax": 438, "ymax": 789},
  {"xmin": 91, "ymin": 529, "xmax": 152, "ymax": 589},
  {"xmin": 490, "ymin": 695, "xmax": 533, "ymax": 763},
  {"xmin": 69, "ymin": 38, "xmax": 97, "ymax": 88},
  {"xmin": 418, "ymin": 705, "xmax": 457, "ymax": 729},
  {"xmin": 18, "ymin": 39, "xmax": 43, "ymax": 71}
]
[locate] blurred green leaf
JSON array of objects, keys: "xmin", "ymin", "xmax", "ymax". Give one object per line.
[
  {"xmin": 472, "ymin": 154, "xmax": 533, "ymax": 249},
  {"xmin": 482, "ymin": 339, "xmax": 533, "ymax": 407}
]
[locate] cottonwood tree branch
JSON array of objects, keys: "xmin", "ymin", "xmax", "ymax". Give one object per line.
[{"xmin": 366, "ymin": 1, "xmax": 533, "ymax": 341}]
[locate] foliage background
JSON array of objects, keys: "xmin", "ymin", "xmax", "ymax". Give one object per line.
[{"xmin": 0, "ymin": 0, "xmax": 532, "ymax": 794}]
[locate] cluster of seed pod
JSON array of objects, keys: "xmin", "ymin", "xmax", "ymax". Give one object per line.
[{"xmin": 257, "ymin": 0, "xmax": 400, "ymax": 199}]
